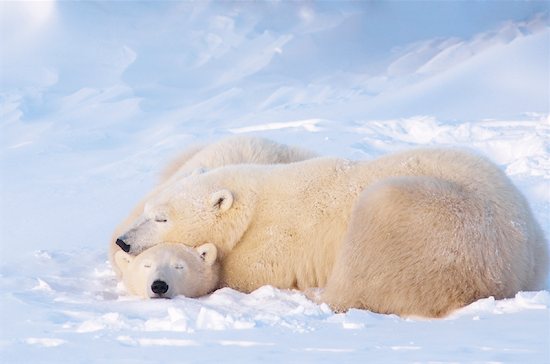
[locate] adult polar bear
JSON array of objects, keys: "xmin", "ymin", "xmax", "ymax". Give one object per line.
[
  {"xmin": 110, "ymin": 136, "xmax": 316, "ymax": 277},
  {"xmin": 115, "ymin": 148, "xmax": 548, "ymax": 317}
]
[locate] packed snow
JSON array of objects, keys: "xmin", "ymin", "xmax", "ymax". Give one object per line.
[{"xmin": 1, "ymin": 2, "xmax": 549, "ymax": 363}]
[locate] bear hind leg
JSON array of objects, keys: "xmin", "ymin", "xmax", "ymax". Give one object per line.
[{"xmin": 321, "ymin": 176, "xmax": 490, "ymax": 317}]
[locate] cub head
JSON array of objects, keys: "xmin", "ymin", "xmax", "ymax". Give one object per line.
[{"xmin": 115, "ymin": 242, "xmax": 220, "ymax": 299}]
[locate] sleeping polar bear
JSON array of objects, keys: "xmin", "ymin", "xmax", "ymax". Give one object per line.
[{"xmin": 115, "ymin": 147, "xmax": 548, "ymax": 317}]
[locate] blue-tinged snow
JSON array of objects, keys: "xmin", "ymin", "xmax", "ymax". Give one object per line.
[{"xmin": 0, "ymin": 2, "xmax": 549, "ymax": 363}]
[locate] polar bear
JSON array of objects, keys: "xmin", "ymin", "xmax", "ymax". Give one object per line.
[
  {"xmin": 115, "ymin": 243, "xmax": 219, "ymax": 299},
  {"xmin": 110, "ymin": 136, "xmax": 315, "ymax": 277},
  {"xmin": 115, "ymin": 148, "xmax": 548, "ymax": 317}
]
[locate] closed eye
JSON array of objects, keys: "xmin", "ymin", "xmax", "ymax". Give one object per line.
[
  {"xmin": 155, "ymin": 218, "xmax": 168, "ymax": 223},
  {"xmin": 143, "ymin": 264, "xmax": 151, "ymax": 268},
  {"xmin": 174, "ymin": 265, "xmax": 185, "ymax": 270}
]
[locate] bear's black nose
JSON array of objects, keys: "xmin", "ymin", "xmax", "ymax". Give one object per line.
[
  {"xmin": 116, "ymin": 238, "xmax": 131, "ymax": 253},
  {"xmin": 151, "ymin": 280, "xmax": 169, "ymax": 295}
]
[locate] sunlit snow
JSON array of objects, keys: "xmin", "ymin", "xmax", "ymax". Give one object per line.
[{"xmin": 1, "ymin": 2, "xmax": 549, "ymax": 363}]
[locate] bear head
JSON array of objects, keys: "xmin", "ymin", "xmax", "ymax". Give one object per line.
[
  {"xmin": 115, "ymin": 242, "xmax": 220, "ymax": 299},
  {"xmin": 115, "ymin": 169, "xmax": 256, "ymax": 257}
]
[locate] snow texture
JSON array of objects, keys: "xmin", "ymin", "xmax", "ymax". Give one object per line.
[{"xmin": 1, "ymin": 2, "xmax": 549, "ymax": 363}]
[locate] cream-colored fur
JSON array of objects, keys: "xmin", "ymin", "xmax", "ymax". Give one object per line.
[
  {"xmin": 109, "ymin": 136, "xmax": 316, "ymax": 277},
  {"xmin": 117, "ymin": 148, "xmax": 548, "ymax": 317},
  {"xmin": 115, "ymin": 243, "xmax": 219, "ymax": 299}
]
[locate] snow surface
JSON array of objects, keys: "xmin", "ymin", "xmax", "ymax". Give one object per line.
[{"xmin": 1, "ymin": 2, "xmax": 549, "ymax": 363}]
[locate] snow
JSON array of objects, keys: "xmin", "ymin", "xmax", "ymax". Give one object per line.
[{"xmin": 1, "ymin": 2, "xmax": 549, "ymax": 363}]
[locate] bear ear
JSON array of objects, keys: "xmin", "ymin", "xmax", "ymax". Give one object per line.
[
  {"xmin": 209, "ymin": 189, "xmax": 233, "ymax": 212},
  {"xmin": 114, "ymin": 250, "xmax": 134, "ymax": 272},
  {"xmin": 196, "ymin": 243, "xmax": 217, "ymax": 266}
]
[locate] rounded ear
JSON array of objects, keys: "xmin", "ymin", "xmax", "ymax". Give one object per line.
[
  {"xmin": 210, "ymin": 189, "xmax": 233, "ymax": 212},
  {"xmin": 115, "ymin": 250, "xmax": 134, "ymax": 273},
  {"xmin": 196, "ymin": 243, "xmax": 218, "ymax": 266}
]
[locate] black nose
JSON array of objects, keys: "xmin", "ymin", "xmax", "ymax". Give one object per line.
[
  {"xmin": 116, "ymin": 238, "xmax": 131, "ymax": 253},
  {"xmin": 151, "ymin": 280, "xmax": 169, "ymax": 295}
]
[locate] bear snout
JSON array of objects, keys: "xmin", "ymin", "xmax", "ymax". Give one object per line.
[
  {"xmin": 151, "ymin": 279, "xmax": 169, "ymax": 296},
  {"xmin": 116, "ymin": 238, "xmax": 131, "ymax": 253}
]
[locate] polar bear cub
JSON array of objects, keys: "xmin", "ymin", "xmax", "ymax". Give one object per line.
[{"xmin": 115, "ymin": 243, "xmax": 219, "ymax": 299}]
